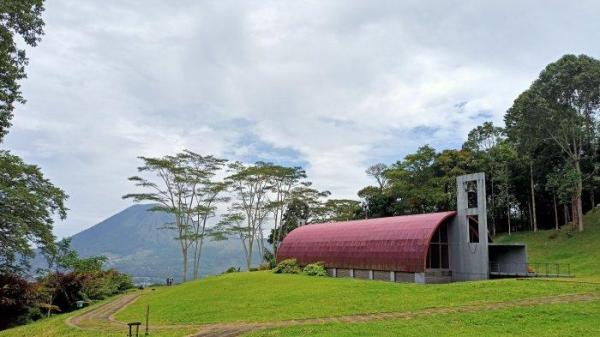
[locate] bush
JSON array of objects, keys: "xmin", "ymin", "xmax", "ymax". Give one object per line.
[
  {"xmin": 222, "ymin": 266, "xmax": 240, "ymax": 274},
  {"xmin": 272, "ymin": 259, "xmax": 301, "ymax": 274},
  {"xmin": 303, "ymin": 262, "xmax": 327, "ymax": 276},
  {"xmin": 248, "ymin": 267, "xmax": 259, "ymax": 272},
  {"xmin": 258, "ymin": 263, "xmax": 271, "ymax": 271},
  {"xmin": 0, "ymin": 272, "xmax": 42, "ymax": 330}
]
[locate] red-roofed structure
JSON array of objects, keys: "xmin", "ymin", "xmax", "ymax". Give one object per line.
[
  {"xmin": 275, "ymin": 173, "xmax": 529, "ymax": 283},
  {"xmin": 276, "ymin": 211, "xmax": 456, "ymax": 273}
]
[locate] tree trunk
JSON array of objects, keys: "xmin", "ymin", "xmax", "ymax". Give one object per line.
[
  {"xmin": 527, "ymin": 200, "xmax": 533, "ymax": 231},
  {"xmin": 563, "ymin": 204, "xmax": 569, "ymax": 226},
  {"xmin": 182, "ymin": 248, "xmax": 188, "ymax": 282},
  {"xmin": 575, "ymin": 160, "xmax": 584, "ymax": 232},
  {"xmin": 553, "ymin": 195, "xmax": 559, "ymax": 230},
  {"xmin": 529, "ymin": 162, "xmax": 538, "ymax": 232},
  {"xmin": 193, "ymin": 237, "xmax": 205, "ymax": 280},
  {"xmin": 507, "ymin": 206, "xmax": 511, "ymax": 236},
  {"xmin": 591, "ymin": 190, "xmax": 596, "ymax": 209}
]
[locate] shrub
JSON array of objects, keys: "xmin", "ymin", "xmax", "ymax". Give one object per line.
[
  {"xmin": 223, "ymin": 266, "xmax": 240, "ymax": 274},
  {"xmin": 248, "ymin": 267, "xmax": 259, "ymax": 272},
  {"xmin": 258, "ymin": 263, "xmax": 271, "ymax": 271},
  {"xmin": 273, "ymin": 259, "xmax": 301, "ymax": 274},
  {"xmin": 0, "ymin": 272, "xmax": 42, "ymax": 330},
  {"xmin": 303, "ymin": 262, "xmax": 327, "ymax": 276}
]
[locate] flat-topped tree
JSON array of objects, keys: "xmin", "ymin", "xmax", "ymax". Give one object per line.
[{"xmin": 124, "ymin": 151, "xmax": 227, "ymax": 281}]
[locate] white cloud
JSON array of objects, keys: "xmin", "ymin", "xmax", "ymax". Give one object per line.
[{"xmin": 4, "ymin": 0, "xmax": 600, "ymax": 236}]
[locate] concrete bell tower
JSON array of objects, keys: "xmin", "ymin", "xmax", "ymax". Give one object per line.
[{"xmin": 449, "ymin": 172, "xmax": 489, "ymax": 281}]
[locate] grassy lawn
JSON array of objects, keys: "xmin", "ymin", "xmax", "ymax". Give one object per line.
[
  {"xmin": 244, "ymin": 299, "xmax": 600, "ymax": 337},
  {"xmin": 0, "ymin": 298, "xmax": 195, "ymax": 337},
  {"xmin": 497, "ymin": 207, "xmax": 600, "ymax": 278},
  {"xmin": 115, "ymin": 271, "xmax": 600, "ymax": 325}
]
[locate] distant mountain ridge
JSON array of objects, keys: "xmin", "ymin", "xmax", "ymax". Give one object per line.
[{"xmin": 40, "ymin": 204, "xmax": 259, "ymax": 283}]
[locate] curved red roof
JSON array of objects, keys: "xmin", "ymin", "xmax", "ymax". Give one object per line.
[{"xmin": 276, "ymin": 211, "xmax": 456, "ymax": 273}]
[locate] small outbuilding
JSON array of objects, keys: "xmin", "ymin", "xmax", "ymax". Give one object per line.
[{"xmin": 277, "ymin": 173, "xmax": 528, "ymax": 283}]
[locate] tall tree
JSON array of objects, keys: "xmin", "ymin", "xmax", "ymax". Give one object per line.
[
  {"xmin": 265, "ymin": 165, "xmax": 307, "ymax": 254},
  {"xmin": 181, "ymin": 151, "xmax": 228, "ymax": 280},
  {"xmin": 365, "ymin": 163, "xmax": 388, "ymax": 189},
  {"xmin": 124, "ymin": 153, "xmax": 196, "ymax": 281},
  {"xmin": 0, "ymin": 0, "xmax": 45, "ymax": 141},
  {"xmin": 0, "ymin": 151, "xmax": 67, "ymax": 272},
  {"xmin": 507, "ymin": 55, "xmax": 600, "ymax": 231},
  {"xmin": 224, "ymin": 162, "xmax": 273, "ymax": 268}
]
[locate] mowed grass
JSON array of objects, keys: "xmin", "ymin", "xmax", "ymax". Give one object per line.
[
  {"xmin": 115, "ymin": 271, "xmax": 600, "ymax": 325},
  {"xmin": 0, "ymin": 298, "xmax": 195, "ymax": 337},
  {"xmin": 497, "ymin": 207, "xmax": 600, "ymax": 278},
  {"xmin": 244, "ymin": 299, "xmax": 600, "ymax": 337}
]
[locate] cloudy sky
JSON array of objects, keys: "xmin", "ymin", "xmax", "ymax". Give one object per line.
[{"xmin": 6, "ymin": 0, "xmax": 600, "ymax": 237}]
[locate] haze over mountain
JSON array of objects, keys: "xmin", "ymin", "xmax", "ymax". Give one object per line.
[{"xmin": 47, "ymin": 204, "xmax": 259, "ymax": 283}]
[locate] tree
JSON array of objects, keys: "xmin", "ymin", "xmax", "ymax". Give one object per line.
[
  {"xmin": 0, "ymin": 151, "xmax": 67, "ymax": 273},
  {"xmin": 267, "ymin": 198, "xmax": 310, "ymax": 247},
  {"xmin": 366, "ymin": 163, "xmax": 388, "ymax": 189},
  {"xmin": 124, "ymin": 153, "xmax": 196, "ymax": 281},
  {"xmin": 0, "ymin": 0, "xmax": 45, "ymax": 141},
  {"xmin": 180, "ymin": 151, "xmax": 228, "ymax": 280},
  {"xmin": 224, "ymin": 162, "xmax": 273, "ymax": 268},
  {"xmin": 312, "ymin": 199, "xmax": 362, "ymax": 223},
  {"xmin": 265, "ymin": 165, "xmax": 307, "ymax": 254},
  {"xmin": 507, "ymin": 55, "xmax": 600, "ymax": 231},
  {"xmin": 463, "ymin": 122, "xmax": 508, "ymax": 235}
]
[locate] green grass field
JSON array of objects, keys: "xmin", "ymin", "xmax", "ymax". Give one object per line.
[
  {"xmin": 115, "ymin": 272, "xmax": 599, "ymax": 325},
  {"xmin": 2, "ymin": 207, "xmax": 600, "ymax": 337},
  {"xmin": 245, "ymin": 299, "xmax": 600, "ymax": 337}
]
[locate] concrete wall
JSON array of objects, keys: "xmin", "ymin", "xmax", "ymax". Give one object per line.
[
  {"xmin": 450, "ymin": 173, "xmax": 490, "ymax": 281},
  {"xmin": 489, "ymin": 244, "xmax": 528, "ymax": 276}
]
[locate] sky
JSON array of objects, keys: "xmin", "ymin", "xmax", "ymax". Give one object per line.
[{"xmin": 6, "ymin": 0, "xmax": 600, "ymax": 238}]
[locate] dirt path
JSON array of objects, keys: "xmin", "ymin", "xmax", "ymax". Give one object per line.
[
  {"xmin": 66, "ymin": 291, "xmax": 600, "ymax": 337},
  {"xmin": 66, "ymin": 293, "xmax": 140, "ymax": 331}
]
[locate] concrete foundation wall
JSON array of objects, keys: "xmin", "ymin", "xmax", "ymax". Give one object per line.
[{"xmin": 354, "ymin": 269, "xmax": 370, "ymax": 279}]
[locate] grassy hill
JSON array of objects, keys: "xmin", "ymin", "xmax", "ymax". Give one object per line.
[{"xmin": 496, "ymin": 206, "xmax": 600, "ymax": 278}]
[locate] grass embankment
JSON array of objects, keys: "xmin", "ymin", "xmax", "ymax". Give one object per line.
[
  {"xmin": 115, "ymin": 272, "xmax": 600, "ymax": 325},
  {"xmin": 497, "ymin": 206, "xmax": 600, "ymax": 278}
]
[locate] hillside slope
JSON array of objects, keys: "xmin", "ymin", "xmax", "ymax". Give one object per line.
[
  {"xmin": 35, "ymin": 204, "xmax": 260, "ymax": 283},
  {"xmin": 497, "ymin": 207, "xmax": 600, "ymax": 277}
]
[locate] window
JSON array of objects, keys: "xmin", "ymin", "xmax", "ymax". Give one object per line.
[
  {"xmin": 468, "ymin": 215, "xmax": 479, "ymax": 243},
  {"xmin": 427, "ymin": 224, "xmax": 449, "ymax": 269}
]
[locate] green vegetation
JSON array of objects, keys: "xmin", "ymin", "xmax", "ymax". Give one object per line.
[
  {"xmin": 244, "ymin": 299, "xmax": 600, "ymax": 337},
  {"xmin": 0, "ymin": 300, "xmax": 194, "ymax": 337},
  {"xmin": 116, "ymin": 272, "xmax": 600, "ymax": 325},
  {"xmin": 498, "ymin": 207, "xmax": 600, "ymax": 278}
]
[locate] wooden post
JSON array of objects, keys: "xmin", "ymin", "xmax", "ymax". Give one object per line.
[{"xmin": 145, "ymin": 305, "xmax": 149, "ymax": 335}]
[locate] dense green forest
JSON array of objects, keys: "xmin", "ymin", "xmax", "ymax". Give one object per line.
[{"xmin": 358, "ymin": 54, "xmax": 600, "ymax": 235}]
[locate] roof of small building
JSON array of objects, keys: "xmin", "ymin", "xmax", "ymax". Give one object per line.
[{"xmin": 276, "ymin": 211, "xmax": 456, "ymax": 273}]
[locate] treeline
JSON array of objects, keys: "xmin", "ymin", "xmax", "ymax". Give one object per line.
[
  {"xmin": 124, "ymin": 153, "xmax": 362, "ymax": 281},
  {"xmin": 359, "ymin": 54, "xmax": 600, "ymax": 235}
]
